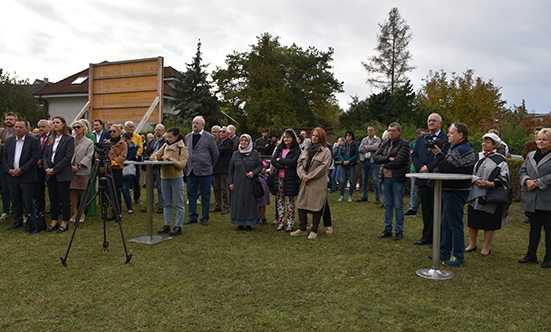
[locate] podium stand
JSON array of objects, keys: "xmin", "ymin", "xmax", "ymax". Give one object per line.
[
  {"xmin": 407, "ymin": 173, "xmax": 473, "ymax": 280},
  {"xmin": 125, "ymin": 160, "xmax": 174, "ymax": 244}
]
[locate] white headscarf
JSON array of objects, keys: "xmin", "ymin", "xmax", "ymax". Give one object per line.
[{"xmin": 239, "ymin": 134, "xmax": 253, "ymax": 155}]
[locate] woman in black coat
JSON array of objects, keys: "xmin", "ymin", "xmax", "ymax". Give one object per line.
[
  {"xmin": 43, "ymin": 116, "xmax": 75, "ymax": 233},
  {"xmin": 270, "ymin": 129, "xmax": 301, "ymax": 232}
]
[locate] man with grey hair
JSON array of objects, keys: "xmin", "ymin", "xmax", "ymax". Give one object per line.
[
  {"xmin": 34, "ymin": 119, "xmax": 50, "ymax": 215},
  {"xmin": 184, "ymin": 116, "xmax": 219, "ymax": 226},
  {"xmin": 125, "ymin": 120, "xmax": 144, "ymax": 204},
  {"xmin": 228, "ymin": 124, "xmax": 239, "ymax": 151},
  {"xmin": 211, "ymin": 126, "xmax": 233, "ymax": 214},
  {"xmin": 411, "ymin": 113, "xmax": 450, "ymax": 245},
  {"xmin": 141, "ymin": 123, "xmax": 166, "ymax": 214},
  {"xmin": 211, "ymin": 126, "xmax": 221, "ymax": 141}
]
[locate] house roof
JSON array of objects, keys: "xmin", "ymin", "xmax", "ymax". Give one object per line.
[{"xmin": 33, "ymin": 66, "xmax": 179, "ymax": 97}]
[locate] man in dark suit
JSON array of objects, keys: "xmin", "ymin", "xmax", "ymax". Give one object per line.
[
  {"xmin": 92, "ymin": 119, "xmax": 109, "ymax": 144},
  {"xmin": 211, "ymin": 126, "xmax": 233, "ymax": 214},
  {"xmin": 411, "ymin": 113, "xmax": 450, "ymax": 245},
  {"xmin": 1, "ymin": 119, "xmax": 41, "ymax": 232},
  {"xmin": 141, "ymin": 124, "xmax": 166, "ymax": 214},
  {"xmin": 34, "ymin": 119, "xmax": 50, "ymax": 215}
]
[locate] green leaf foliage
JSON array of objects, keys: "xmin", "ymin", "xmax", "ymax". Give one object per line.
[{"xmin": 0, "ymin": 69, "xmax": 46, "ymax": 126}]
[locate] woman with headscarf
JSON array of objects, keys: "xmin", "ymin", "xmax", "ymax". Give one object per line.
[
  {"xmin": 291, "ymin": 127, "xmax": 332, "ymax": 239},
  {"xmin": 270, "ymin": 129, "xmax": 301, "ymax": 232},
  {"xmin": 69, "ymin": 120, "xmax": 94, "ymax": 223},
  {"xmin": 228, "ymin": 134, "xmax": 263, "ymax": 231},
  {"xmin": 466, "ymin": 132, "xmax": 510, "ymax": 257}
]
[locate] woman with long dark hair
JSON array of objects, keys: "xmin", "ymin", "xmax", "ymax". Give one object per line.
[
  {"xmin": 43, "ymin": 116, "xmax": 75, "ymax": 233},
  {"xmin": 270, "ymin": 129, "xmax": 301, "ymax": 232},
  {"xmin": 151, "ymin": 127, "xmax": 189, "ymax": 236}
]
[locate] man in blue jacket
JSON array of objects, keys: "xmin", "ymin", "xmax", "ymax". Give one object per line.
[{"xmin": 411, "ymin": 113, "xmax": 450, "ymax": 245}]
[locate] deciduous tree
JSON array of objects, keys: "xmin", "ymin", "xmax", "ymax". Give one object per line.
[{"xmin": 0, "ymin": 69, "xmax": 45, "ymax": 126}]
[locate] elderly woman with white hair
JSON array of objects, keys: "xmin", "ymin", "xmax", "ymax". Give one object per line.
[
  {"xmin": 518, "ymin": 127, "xmax": 551, "ymax": 268},
  {"xmin": 465, "ymin": 132, "xmax": 510, "ymax": 257}
]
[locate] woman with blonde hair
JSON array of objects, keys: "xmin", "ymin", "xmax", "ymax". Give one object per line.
[
  {"xmin": 69, "ymin": 120, "xmax": 94, "ymax": 222},
  {"xmin": 106, "ymin": 124, "xmax": 127, "ymax": 221}
]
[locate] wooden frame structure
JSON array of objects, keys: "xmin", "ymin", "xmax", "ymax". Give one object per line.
[{"xmin": 74, "ymin": 57, "xmax": 164, "ymax": 132}]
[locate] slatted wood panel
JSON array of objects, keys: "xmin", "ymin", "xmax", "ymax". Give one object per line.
[{"xmin": 89, "ymin": 57, "xmax": 163, "ymax": 125}]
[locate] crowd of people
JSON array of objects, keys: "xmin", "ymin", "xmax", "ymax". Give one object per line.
[{"xmin": 1, "ymin": 112, "xmax": 550, "ymax": 269}]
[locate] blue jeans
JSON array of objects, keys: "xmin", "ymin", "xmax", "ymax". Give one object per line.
[
  {"xmin": 409, "ymin": 177, "xmax": 417, "ymax": 209},
  {"xmin": 331, "ymin": 165, "xmax": 341, "ymax": 191},
  {"xmin": 340, "ymin": 165, "xmax": 356, "ymax": 196},
  {"xmin": 382, "ymin": 178, "xmax": 406, "ymax": 233},
  {"xmin": 122, "ymin": 178, "xmax": 133, "ymax": 211},
  {"xmin": 187, "ymin": 174, "xmax": 212, "ymax": 221},
  {"xmin": 440, "ymin": 192, "xmax": 468, "ymax": 263},
  {"xmin": 361, "ymin": 160, "xmax": 380, "ymax": 199},
  {"xmin": 0, "ymin": 163, "xmax": 11, "ymax": 213},
  {"xmin": 162, "ymin": 177, "xmax": 185, "ymax": 227}
]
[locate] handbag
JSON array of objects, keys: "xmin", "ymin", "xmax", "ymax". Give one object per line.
[
  {"xmin": 123, "ymin": 163, "xmax": 136, "ymax": 179},
  {"xmin": 485, "ymin": 181, "xmax": 513, "ymax": 205},
  {"xmin": 239, "ymin": 154, "xmax": 264, "ymax": 199}
]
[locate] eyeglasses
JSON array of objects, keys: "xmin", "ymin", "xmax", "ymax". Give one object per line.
[
  {"xmin": 73, "ymin": 126, "xmax": 82, "ymax": 130},
  {"xmin": 110, "ymin": 130, "xmax": 118, "ymax": 133}
]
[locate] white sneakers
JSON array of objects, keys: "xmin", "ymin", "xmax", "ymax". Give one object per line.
[
  {"xmin": 308, "ymin": 232, "xmax": 317, "ymax": 239},
  {"xmin": 0, "ymin": 213, "xmax": 8, "ymax": 220},
  {"xmin": 290, "ymin": 229, "xmax": 319, "ymax": 239}
]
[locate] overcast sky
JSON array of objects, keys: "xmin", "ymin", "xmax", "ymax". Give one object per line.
[{"xmin": 2, "ymin": 0, "xmax": 550, "ymax": 114}]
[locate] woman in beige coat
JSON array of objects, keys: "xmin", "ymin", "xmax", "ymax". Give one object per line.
[
  {"xmin": 291, "ymin": 127, "xmax": 332, "ymax": 239},
  {"xmin": 69, "ymin": 120, "xmax": 94, "ymax": 222},
  {"xmin": 151, "ymin": 127, "xmax": 189, "ymax": 236}
]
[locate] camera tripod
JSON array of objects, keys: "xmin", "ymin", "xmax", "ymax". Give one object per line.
[{"xmin": 60, "ymin": 157, "xmax": 132, "ymax": 267}]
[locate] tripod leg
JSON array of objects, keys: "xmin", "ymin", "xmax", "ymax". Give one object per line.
[{"xmin": 104, "ymin": 167, "xmax": 132, "ymax": 265}]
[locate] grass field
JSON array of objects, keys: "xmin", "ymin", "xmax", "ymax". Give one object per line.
[{"xmin": 0, "ymin": 188, "xmax": 549, "ymax": 331}]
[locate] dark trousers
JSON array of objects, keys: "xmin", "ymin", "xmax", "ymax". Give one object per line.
[
  {"xmin": 322, "ymin": 199, "xmax": 332, "ymax": 227},
  {"xmin": 133, "ymin": 168, "xmax": 141, "ymax": 201},
  {"xmin": 0, "ymin": 163, "xmax": 11, "ymax": 213},
  {"xmin": 47, "ymin": 176, "xmax": 71, "ymax": 222},
  {"xmin": 298, "ymin": 208, "xmax": 323, "ymax": 233},
  {"xmin": 527, "ymin": 210, "xmax": 551, "ymax": 259},
  {"xmin": 34, "ymin": 168, "xmax": 46, "ymax": 214},
  {"xmin": 187, "ymin": 173, "xmax": 212, "ymax": 221},
  {"xmin": 152, "ymin": 167, "xmax": 164, "ymax": 208},
  {"xmin": 8, "ymin": 178, "xmax": 34, "ymax": 224},
  {"xmin": 419, "ymin": 185, "xmax": 435, "ymax": 241}
]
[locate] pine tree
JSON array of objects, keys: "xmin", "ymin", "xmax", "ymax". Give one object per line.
[
  {"xmin": 362, "ymin": 7, "xmax": 416, "ymax": 93},
  {"xmin": 170, "ymin": 41, "xmax": 220, "ymax": 127}
]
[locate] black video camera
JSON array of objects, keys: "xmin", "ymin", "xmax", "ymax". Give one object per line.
[
  {"xmin": 95, "ymin": 141, "xmax": 114, "ymax": 161},
  {"xmin": 423, "ymin": 134, "xmax": 445, "ymax": 150}
]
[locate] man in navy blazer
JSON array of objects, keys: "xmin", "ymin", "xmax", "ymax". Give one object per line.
[
  {"xmin": 411, "ymin": 113, "xmax": 450, "ymax": 245},
  {"xmin": 1, "ymin": 119, "xmax": 41, "ymax": 232},
  {"xmin": 184, "ymin": 116, "xmax": 219, "ymax": 226},
  {"xmin": 34, "ymin": 119, "xmax": 50, "ymax": 215}
]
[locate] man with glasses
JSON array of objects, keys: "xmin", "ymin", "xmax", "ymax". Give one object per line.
[
  {"xmin": 0, "ymin": 112, "xmax": 17, "ymax": 220},
  {"xmin": 34, "ymin": 119, "xmax": 50, "ymax": 215},
  {"xmin": 411, "ymin": 113, "xmax": 450, "ymax": 245}
]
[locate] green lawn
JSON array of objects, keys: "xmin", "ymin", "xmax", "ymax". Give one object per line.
[{"xmin": 0, "ymin": 189, "xmax": 549, "ymax": 331}]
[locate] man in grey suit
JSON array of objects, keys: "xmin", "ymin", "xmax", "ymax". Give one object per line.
[
  {"xmin": 357, "ymin": 126, "xmax": 381, "ymax": 203},
  {"xmin": 184, "ymin": 116, "xmax": 219, "ymax": 226},
  {"xmin": 1, "ymin": 119, "xmax": 41, "ymax": 232}
]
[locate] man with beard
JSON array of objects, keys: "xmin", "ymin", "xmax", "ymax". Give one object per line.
[{"xmin": 0, "ymin": 112, "xmax": 17, "ymax": 220}]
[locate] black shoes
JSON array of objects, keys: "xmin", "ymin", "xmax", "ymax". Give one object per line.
[
  {"xmin": 57, "ymin": 224, "xmax": 69, "ymax": 233},
  {"xmin": 479, "ymin": 250, "xmax": 491, "ymax": 257},
  {"xmin": 375, "ymin": 199, "xmax": 381, "ymax": 204},
  {"xmin": 261, "ymin": 219, "xmax": 268, "ymax": 225},
  {"xmin": 236, "ymin": 226, "xmax": 245, "ymax": 231},
  {"xmin": 356, "ymin": 197, "xmax": 367, "ymax": 202},
  {"xmin": 542, "ymin": 258, "xmax": 551, "ymax": 269},
  {"xmin": 465, "ymin": 246, "xmax": 478, "ymax": 253},
  {"xmin": 518, "ymin": 254, "xmax": 539, "ymax": 265},
  {"xmin": 168, "ymin": 227, "xmax": 182, "ymax": 236},
  {"xmin": 7, "ymin": 222, "xmax": 23, "ymax": 230},
  {"xmin": 157, "ymin": 208, "xmax": 163, "ymax": 214},
  {"xmin": 378, "ymin": 230, "xmax": 392, "ymax": 238},
  {"xmin": 201, "ymin": 219, "xmax": 209, "ymax": 226},
  {"xmin": 107, "ymin": 213, "xmax": 117, "ymax": 221},
  {"xmin": 46, "ymin": 222, "xmax": 59, "ymax": 232},
  {"xmin": 157, "ymin": 225, "xmax": 170, "ymax": 234},
  {"xmin": 414, "ymin": 238, "xmax": 431, "ymax": 245},
  {"xmin": 184, "ymin": 219, "xmax": 198, "ymax": 225},
  {"xmin": 246, "ymin": 226, "xmax": 252, "ymax": 232},
  {"xmin": 141, "ymin": 208, "xmax": 147, "ymax": 213},
  {"xmin": 393, "ymin": 232, "xmax": 403, "ymax": 241},
  {"xmin": 404, "ymin": 209, "xmax": 417, "ymax": 217}
]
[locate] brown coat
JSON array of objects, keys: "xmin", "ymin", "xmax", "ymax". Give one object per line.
[
  {"xmin": 153, "ymin": 139, "xmax": 189, "ymax": 179},
  {"xmin": 109, "ymin": 139, "xmax": 127, "ymax": 169},
  {"xmin": 296, "ymin": 146, "xmax": 332, "ymax": 212},
  {"xmin": 523, "ymin": 141, "xmax": 537, "ymax": 159}
]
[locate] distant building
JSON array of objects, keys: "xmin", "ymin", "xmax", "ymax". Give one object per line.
[{"xmin": 32, "ymin": 64, "xmax": 179, "ymax": 126}]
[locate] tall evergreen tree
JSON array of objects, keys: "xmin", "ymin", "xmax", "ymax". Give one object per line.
[
  {"xmin": 362, "ymin": 7, "xmax": 416, "ymax": 93},
  {"xmin": 170, "ymin": 41, "xmax": 220, "ymax": 128}
]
